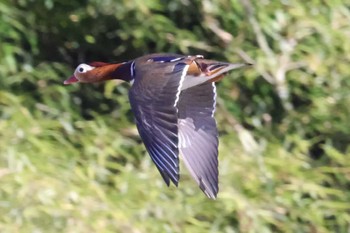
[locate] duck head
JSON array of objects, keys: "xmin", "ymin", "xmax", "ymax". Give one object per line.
[{"xmin": 64, "ymin": 61, "xmax": 133, "ymax": 85}]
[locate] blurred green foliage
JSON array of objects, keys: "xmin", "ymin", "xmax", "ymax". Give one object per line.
[{"xmin": 1, "ymin": 0, "xmax": 350, "ymax": 232}]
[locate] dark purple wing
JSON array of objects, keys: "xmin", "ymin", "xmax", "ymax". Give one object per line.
[
  {"xmin": 177, "ymin": 82, "xmax": 219, "ymax": 199},
  {"xmin": 128, "ymin": 61, "xmax": 189, "ymax": 186}
]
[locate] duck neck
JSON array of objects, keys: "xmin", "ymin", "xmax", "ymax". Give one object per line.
[
  {"xmin": 91, "ymin": 61, "xmax": 134, "ymax": 83},
  {"xmin": 107, "ymin": 61, "xmax": 134, "ymax": 82}
]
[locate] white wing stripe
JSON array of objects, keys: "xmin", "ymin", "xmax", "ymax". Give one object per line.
[
  {"xmin": 130, "ymin": 61, "xmax": 135, "ymax": 77},
  {"xmin": 211, "ymin": 83, "xmax": 217, "ymax": 117},
  {"xmin": 173, "ymin": 64, "xmax": 189, "ymax": 107}
]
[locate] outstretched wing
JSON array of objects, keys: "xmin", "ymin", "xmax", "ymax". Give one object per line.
[
  {"xmin": 128, "ymin": 61, "xmax": 189, "ymax": 186},
  {"xmin": 177, "ymin": 82, "xmax": 219, "ymax": 199}
]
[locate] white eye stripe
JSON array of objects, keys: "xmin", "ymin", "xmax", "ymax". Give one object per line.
[
  {"xmin": 74, "ymin": 63, "xmax": 95, "ymax": 80},
  {"xmin": 74, "ymin": 64, "xmax": 94, "ymax": 74}
]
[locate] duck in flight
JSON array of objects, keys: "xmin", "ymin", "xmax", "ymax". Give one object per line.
[{"xmin": 64, "ymin": 54, "xmax": 250, "ymax": 199}]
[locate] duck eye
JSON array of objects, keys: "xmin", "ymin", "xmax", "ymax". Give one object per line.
[{"xmin": 75, "ymin": 63, "xmax": 94, "ymax": 75}]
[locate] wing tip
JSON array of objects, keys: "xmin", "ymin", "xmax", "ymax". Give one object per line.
[
  {"xmin": 204, "ymin": 191, "xmax": 218, "ymax": 199},
  {"xmin": 227, "ymin": 62, "xmax": 253, "ymax": 70},
  {"xmin": 171, "ymin": 174, "xmax": 180, "ymax": 187},
  {"xmin": 159, "ymin": 169, "xmax": 179, "ymax": 187},
  {"xmin": 199, "ymin": 178, "xmax": 218, "ymax": 199}
]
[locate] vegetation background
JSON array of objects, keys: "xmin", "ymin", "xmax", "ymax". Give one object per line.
[{"xmin": 1, "ymin": 0, "xmax": 350, "ymax": 232}]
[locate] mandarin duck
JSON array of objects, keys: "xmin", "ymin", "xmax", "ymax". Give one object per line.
[{"xmin": 64, "ymin": 53, "xmax": 249, "ymax": 199}]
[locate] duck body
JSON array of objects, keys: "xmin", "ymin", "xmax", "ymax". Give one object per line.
[{"xmin": 64, "ymin": 53, "xmax": 249, "ymax": 199}]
